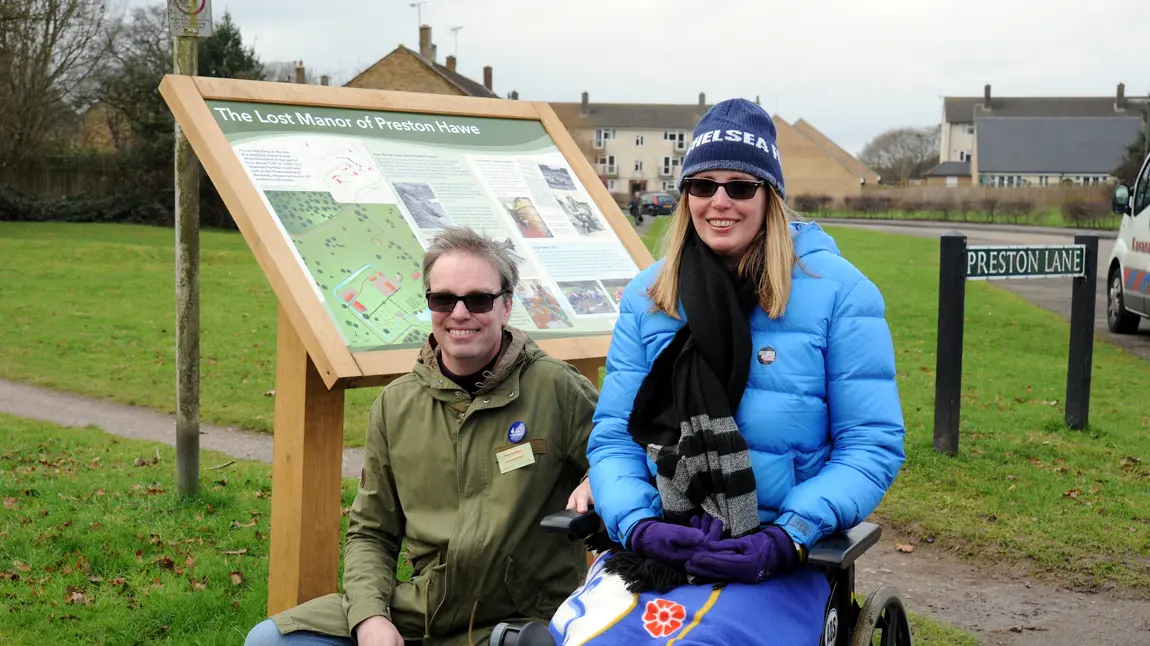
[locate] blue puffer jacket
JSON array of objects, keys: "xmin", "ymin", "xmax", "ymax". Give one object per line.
[{"xmin": 587, "ymin": 221, "xmax": 906, "ymax": 550}]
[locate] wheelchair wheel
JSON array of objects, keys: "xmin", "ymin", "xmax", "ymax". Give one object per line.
[{"xmin": 849, "ymin": 585, "xmax": 913, "ymax": 646}]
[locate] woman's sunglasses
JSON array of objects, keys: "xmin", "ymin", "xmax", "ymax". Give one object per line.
[
  {"xmin": 683, "ymin": 178, "xmax": 766, "ymax": 200},
  {"xmin": 425, "ymin": 291, "xmax": 508, "ymax": 314}
]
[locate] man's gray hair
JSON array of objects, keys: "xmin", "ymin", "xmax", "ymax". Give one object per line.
[{"xmin": 421, "ymin": 227, "xmax": 520, "ymax": 298}]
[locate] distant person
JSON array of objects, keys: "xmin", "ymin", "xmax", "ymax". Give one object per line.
[
  {"xmin": 245, "ymin": 227, "xmax": 599, "ymax": 646},
  {"xmin": 550, "ymin": 99, "xmax": 906, "ymax": 644},
  {"xmin": 629, "ymin": 192, "xmax": 643, "ymax": 226}
]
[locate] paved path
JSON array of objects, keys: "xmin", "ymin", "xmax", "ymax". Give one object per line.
[{"xmin": 0, "ymin": 379, "xmax": 366, "ymax": 479}]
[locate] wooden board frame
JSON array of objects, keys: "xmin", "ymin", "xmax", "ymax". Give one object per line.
[
  {"xmin": 159, "ymin": 75, "xmax": 654, "ymax": 390},
  {"xmin": 158, "ymin": 75, "xmax": 655, "ymax": 615}
]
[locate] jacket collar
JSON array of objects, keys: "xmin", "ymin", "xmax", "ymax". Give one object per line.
[{"xmin": 413, "ymin": 326, "xmax": 531, "ymax": 397}]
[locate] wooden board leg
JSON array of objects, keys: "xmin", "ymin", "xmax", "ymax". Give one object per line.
[{"xmin": 267, "ymin": 305, "xmax": 346, "ymax": 616}]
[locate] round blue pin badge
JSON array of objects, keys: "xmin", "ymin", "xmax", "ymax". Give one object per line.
[{"xmin": 508, "ymin": 421, "xmax": 527, "ymax": 443}]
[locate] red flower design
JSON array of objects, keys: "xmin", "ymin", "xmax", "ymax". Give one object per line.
[{"xmin": 642, "ymin": 598, "xmax": 686, "ymax": 638}]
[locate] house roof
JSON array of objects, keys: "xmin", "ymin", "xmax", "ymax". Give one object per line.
[
  {"xmin": 943, "ymin": 96, "xmax": 1134, "ymax": 123},
  {"xmin": 924, "ymin": 161, "xmax": 972, "ymax": 177},
  {"xmin": 549, "ymin": 101, "xmax": 709, "ymax": 130},
  {"xmin": 792, "ymin": 118, "xmax": 880, "ymax": 184},
  {"xmin": 344, "ymin": 45, "xmax": 497, "ymax": 98},
  {"xmin": 975, "ymin": 116, "xmax": 1142, "ymax": 174}
]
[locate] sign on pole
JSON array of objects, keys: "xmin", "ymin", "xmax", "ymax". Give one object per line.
[
  {"xmin": 157, "ymin": 75, "xmax": 654, "ymax": 614},
  {"xmin": 167, "ymin": 0, "xmax": 214, "ymax": 38},
  {"xmin": 933, "ymin": 235, "xmax": 1098, "ymax": 456},
  {"xmin": 965, "ymin": 244, "xmax": 1087, "ymax": 281}
]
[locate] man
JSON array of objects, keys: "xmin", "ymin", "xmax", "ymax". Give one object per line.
[
  {"xmin": 245, "ymin": 227, "xmax": 598, "ymax": 646},
  {"xmin": 629, "ymin": 192, "xmax": 643, "ymax": 226}
]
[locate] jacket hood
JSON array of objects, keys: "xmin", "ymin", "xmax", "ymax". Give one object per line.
[
  {"xmin": 414, "ymin": 326, "xmax": 541, "ymax": 395},
  {"xmin": 790, "ymin": 220, "xmax": 841, "ymax": 259}
]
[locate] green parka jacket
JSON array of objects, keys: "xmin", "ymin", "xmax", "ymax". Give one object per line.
[{"xmin": 270, "ymin": 327, "xmax": 597, "ymax": 645}]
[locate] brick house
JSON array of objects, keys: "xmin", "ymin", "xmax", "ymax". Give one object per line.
[
  {"xmin": 343, "ymin": 24, "xmax": 501, "ymax": 98},
  {"xmin": 549, "ymin": 92, "xmax": 874, "ymax": 205}
]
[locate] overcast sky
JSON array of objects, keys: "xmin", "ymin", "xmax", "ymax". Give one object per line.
[{"xmin": 141, "ymin": 0, "xmax": 1148, "ymax": 155}]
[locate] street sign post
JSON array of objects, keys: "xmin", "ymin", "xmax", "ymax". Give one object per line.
[
  {"xmin": 933, "ymin": 235, "xmax": 1099, "ymax": 455},
  {"xmin": 169, "ymin": 0, "xmax": 212, "ymax": 497}
]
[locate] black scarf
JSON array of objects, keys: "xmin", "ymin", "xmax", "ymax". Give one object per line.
[{"xmin": 602, "ymin": 229, "xmax": 761, "ymax": 593}]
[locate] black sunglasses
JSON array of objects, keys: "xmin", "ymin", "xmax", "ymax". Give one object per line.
[
  {"xmin": 425, "ymin": 291, "xmax": 508, "ymax": 314},
  {"xmin": 683, "ymin": 178, "xmax": 766, "ymax": 200}
]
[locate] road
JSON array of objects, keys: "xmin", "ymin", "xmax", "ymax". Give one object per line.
[{"xmin": 820, "ymin": 219, "xmax": 1150, "ymax": 361}]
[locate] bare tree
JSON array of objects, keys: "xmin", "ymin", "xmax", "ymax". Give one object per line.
[
  {"xmin": 859, "ymin": 125, "xmax": 940, "ymax": 186},
  {"xmin": 0, "ymin": 0, "xmax": 114, "ymax": 164}
]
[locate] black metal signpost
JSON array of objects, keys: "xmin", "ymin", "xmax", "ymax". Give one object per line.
[{"xmin": 933, "ymin": 234, "xmax": 1099, "ymax": 455}]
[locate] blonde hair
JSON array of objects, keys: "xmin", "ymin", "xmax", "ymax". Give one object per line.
[{"xmin": 648, "ymin": 185, "xmax": 804, "ymax": 320}]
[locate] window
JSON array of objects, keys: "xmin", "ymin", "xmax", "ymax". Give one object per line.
[
  {"xmin": 1134, "ymin": 158, "xmax": 1150, "ymax": 214},
  {"xmin": 662, "ymin": 181, "xmax": 678, "ymax": 191},
  {"xmin": 634, "ymin": 159, "xmax": 643, "ymax": 172},
  {"xmin": 963, "ymin": 124, "xmax": 974, "ymax": 135},
  {"xmin": 607, "ymin": 179, "xmax": 616, "ymax": 192},
  {"xmin": 635, "ymin": 135, "xmax": 645, "ymax": 146},
  {"xmin": 594, "ymin": 128, "xmax": 615, "ymax": 148},
  {"xmin": 661, "ymin": 156, "xmax": 683, "ymax": 176},
  {"xmin": 664, "ymin": 131, "xmax": 686, "ymax": 150},
  {"xmin": 958, "ymin": 151, "xmax": 970, "ymax": 162},
  {"xmin": 1038, "ymin": 175, "xmax": 1049, "ymax": 187}
]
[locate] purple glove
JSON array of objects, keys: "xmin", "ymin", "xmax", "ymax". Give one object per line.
[
  {"xmin": 629, "ymin": 514, "xmax": 724, "ymax": 566},
  {"xmin": 684, "ymin": 525, "xmax": 799, "ymax": 584}
]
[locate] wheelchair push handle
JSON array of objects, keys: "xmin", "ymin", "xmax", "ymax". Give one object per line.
[{"xmin": 539, "ymin": 504, "xmax": 601, "ymax": 539}]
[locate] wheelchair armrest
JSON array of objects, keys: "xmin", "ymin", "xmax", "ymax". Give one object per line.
[
  {"xmin": 806, "ymin": 521, "xmax": 881, "ymax": 570},
  {"xmin": 540, "ymin": 505, "xmax": 601, "ymax": 539}
]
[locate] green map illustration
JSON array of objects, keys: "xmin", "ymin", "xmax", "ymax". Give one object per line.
[{"xmin": 264, "ymin": 191, "xmax": 431, "ymax": 351}]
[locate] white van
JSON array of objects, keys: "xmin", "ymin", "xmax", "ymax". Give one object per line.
[{"xmin": 1109, "ymin": 154, "xmax": 1150, "ymax": 333}]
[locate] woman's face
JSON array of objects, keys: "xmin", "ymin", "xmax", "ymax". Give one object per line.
[{"xmin": 686, "ymin": 170, "xmax": 767, "ymax": 262}]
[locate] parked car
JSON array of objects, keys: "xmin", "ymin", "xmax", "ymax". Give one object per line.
[
  {"xmin": 639, "ymin": 191, "xmax": 678, "ymax": 216},
  {"xmin": 1108, "ymin": 153, "xmax": 1150, "ymax": 333}
]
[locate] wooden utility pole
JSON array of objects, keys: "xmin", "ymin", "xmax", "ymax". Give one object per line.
[{"xmin": 169, "ymin": 0, "xmax": 213, "ymax": 497}]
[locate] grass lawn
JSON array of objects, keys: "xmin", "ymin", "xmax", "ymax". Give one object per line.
[
  {"xmin": 1, "ymin": 219, "xmax": 1148, "ymax": 596},
  {"xmin": 0, "ymin": 415, "xmax": 974, "ymax": 645},
  {"xmin": 0, "ymin": 413, "xmax": 354, "ymax": 645}
]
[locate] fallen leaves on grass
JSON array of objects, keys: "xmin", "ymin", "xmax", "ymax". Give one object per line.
[
  {"xmin": 3, "ymin": 496, "xmax": 18, "ymax": 509},
  {"xmin": 63, "ymin": 586, "xmax": 90, "ymax": 605},
  {"xmin": 895, "ymin": 543, "xmax": 915, "ymax": 553},
  {"xmin": 190, "ymin": 577, "xmax": 208, "ymax": 592},
  {"xmin": 220, "ymin": 548, "xmax": 248, "ymax": 556},
  {"xmin": 230, "ymin": 571, "xmax": 245, "ymax": 585}
]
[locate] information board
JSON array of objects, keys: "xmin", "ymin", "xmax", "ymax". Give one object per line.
[{"xmin": 159, "ymin": 76, "xmax": 653, "ymax": 389}]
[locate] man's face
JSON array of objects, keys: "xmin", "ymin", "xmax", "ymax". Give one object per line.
[{"xmin": 427, "ymin": 252, "xmax": 512, "ymax": 375}]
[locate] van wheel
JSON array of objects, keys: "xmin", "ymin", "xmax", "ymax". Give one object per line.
[{"xmin": 1107, "ymin": 269, "xmax": 1141, "ymax": 334}]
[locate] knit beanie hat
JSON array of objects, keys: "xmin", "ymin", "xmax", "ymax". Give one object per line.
[{"xmin": 678, "ymin": 98, "xmax": 786, "ymax": 199}]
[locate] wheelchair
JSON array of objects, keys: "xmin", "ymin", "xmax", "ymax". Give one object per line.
[{"xmin": 490, "ymin": 508, "xmax": 913, "ymax": 646}]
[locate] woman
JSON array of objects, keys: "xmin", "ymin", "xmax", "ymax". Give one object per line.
[{"xmin": 549, "ymin": 99, "xmax": 906, "ymax": 644}]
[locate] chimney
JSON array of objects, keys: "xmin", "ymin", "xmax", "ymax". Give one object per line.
[
  {"xmin": 295, "ymin": 61, "xmax": 305, "ymax": 84},
  {"xmin": 419, "ymin": 25, "xmax": 433, "ymax": 59},
  {"xmin": 320, "ymin": 75, "xmax": 329, "ymax": 86},
  {"xmin": 983, "ymin": 83, "xmax": 992, "ymax": 110},
  {"xmin": 509, "ymin": 90, "xmax": 519, "ymax": 100},
  {"xmin": 430, "ymin": 44, "xmax": 437, "ymax": 62},
  {"xmin": 1117, "ymin": 82, "xmax": 1126, "ymax": 110},
  {"xmin": 699, "ymin": 92, "xmax": 706, "ymax": 112},
  {"xmin": 581, "ymin": 91, "xmax": 589, "ymax": 115},
  {"xmin": 483, "ymin": 65, "xmax": 492, "ymax": 91},
  {"xmin": 445, "ymin": 55, "xmax": 456, "ymax": 72}
]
